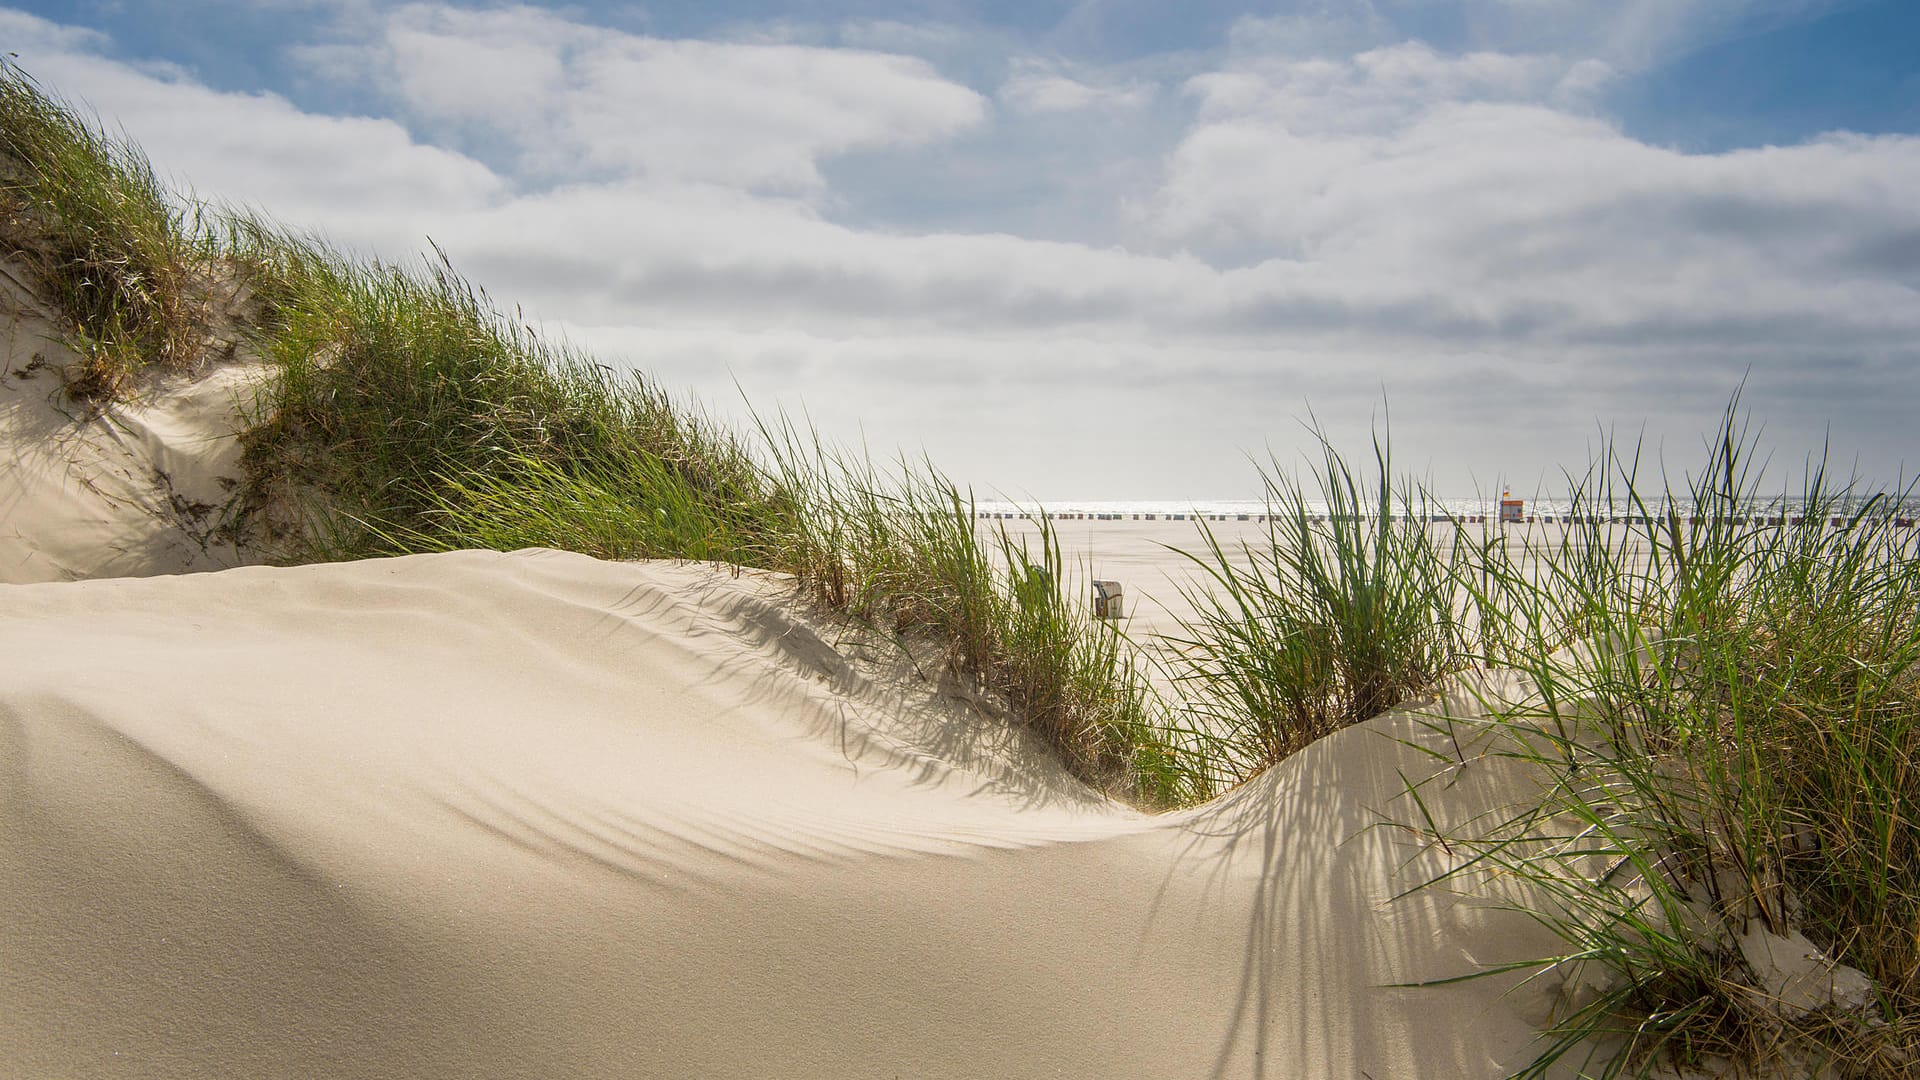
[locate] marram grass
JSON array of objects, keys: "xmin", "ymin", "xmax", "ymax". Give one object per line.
[
  {"xmin": 1162, "ymin": 426, "xmax": 1476, "ymax": 790},
  {"xmin": 1390, "ymin": 405, "xmax": 1920, "ymax": 1077},
  {"xmin": 0, "ymin": 61, "xmax": 218, "ymax": 397},
  {"xmin": 1144, "ymin": 404, "xmax": 1915, "ymax": 1073}
]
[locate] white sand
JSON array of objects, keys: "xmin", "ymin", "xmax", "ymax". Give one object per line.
[
  {"xmin": 0, "ymin": 262, "xmax": 261, "ymax": 583},
  {"xmin": 2, "ymin": 550, "xmax": 1568, "ymax": 1078},
  {"xmin": 996, "ymin": 515, "xmax": 1652, "ymax": 646},
  {"xmin": 994, "ymin": 516, "xmax": 1279, "ymax": 641},
  {"xmin": 0, "ymin": 305, "xmax": 1579, "ymax": 1077}
]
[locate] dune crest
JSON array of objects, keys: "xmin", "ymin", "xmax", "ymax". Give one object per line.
[{"xmin": 2, "ymin": 547, "xmax": 1565, "ymax": 1078}]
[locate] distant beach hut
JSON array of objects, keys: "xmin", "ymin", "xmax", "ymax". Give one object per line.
[
  {"xmin": 1092, "ymin": 580, "xmax": 1125, "ymax": 620},
  {"xmin": 1498, "ymin": 489, "xmax": 1525, "ymax": 525}
]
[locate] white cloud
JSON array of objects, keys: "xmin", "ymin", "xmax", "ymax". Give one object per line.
[
  {"xmin": 1148, "ymin": 36, "xmax": 1920, "ymax": 366},
  {"xmin": 1183, "ymin": 41, "xmax": 1594, "ymax": 136},
  {"xmin": 0, "ymin": 9, "xmax": 108, "ymax": 52},
  {"xmin": 382, "ymin": 12, "xmax": 568, "ymax": 132},
  {"xmin": 298, "ymin": 3, "xmax": 990, "ymax": 193},
  {"xmin": 1225, "ymin": 6, "xmax": 1394, "ymax": 60},
  {"xmin": 1551, "ymin": 58, "xmax": 1618, "ymax": 104},
  {"xmin": 11, "ymin": 25, "xmax": 501, "ymax": 228}
]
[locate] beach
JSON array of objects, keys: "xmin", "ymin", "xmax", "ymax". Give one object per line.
[
  {"xmin": 993, "ymin": 514, "xmax": 1658, "ymax": 645},
  {"xmin": 5, "ymin": 58, "xmax": 1910, "ymax": 1074}
]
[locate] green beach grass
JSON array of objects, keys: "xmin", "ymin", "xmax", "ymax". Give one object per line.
[
  {"xmin": 1162, "ymin": 427, "xmax": 1479, "ymax": 792},
  {"xmin": 0, "ymin": 64, "xmax": 219, "ymax": 398},
  {"xmin": 1163, "ymin": 403, "xmax": 1915, "ymax": 1073},
  {"xmin": 4, "ymin": 60, "xmax": 1913, "ymax": 1076},
  {"xmin": 1410, "ymin": 414, "xmax": 1918, "ymax": 1077}
]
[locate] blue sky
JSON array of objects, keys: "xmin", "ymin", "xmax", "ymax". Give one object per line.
[{"xmin": 5, "ymin": 1, "xmax": 1917, "ymax": 498}]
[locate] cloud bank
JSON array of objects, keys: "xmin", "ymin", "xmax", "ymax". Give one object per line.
[{"xmin": 5, "ymin": 1, "xmax": 1914, "ymax": 497}]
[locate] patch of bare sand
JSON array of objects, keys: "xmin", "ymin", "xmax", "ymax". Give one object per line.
[{"xmin": 0, "ymin": 258, "xmax": 264, "ymax": 583}]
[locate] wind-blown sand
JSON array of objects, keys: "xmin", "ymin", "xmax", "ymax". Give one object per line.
[{"xmin": 1, "ymin": 331, "xmax": 1576, "ymax": 1077}]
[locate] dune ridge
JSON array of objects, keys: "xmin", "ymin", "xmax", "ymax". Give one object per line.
[{"xmin": 1, "ymin": 543, "xmax": 1567, "ymax": 1078}]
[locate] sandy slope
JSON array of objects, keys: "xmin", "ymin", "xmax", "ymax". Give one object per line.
[
  {"xmin": 1, "ymin": 547, "xmax": 1569, "ymax": 1079},
  {"xmin": 0, "ymin": 260, "xmax": 261, "ymax": 583}
]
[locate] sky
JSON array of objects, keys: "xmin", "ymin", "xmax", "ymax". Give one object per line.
[{"xmin": 4, "ymin": 0, "xmax": 1917, "ymax": 500}]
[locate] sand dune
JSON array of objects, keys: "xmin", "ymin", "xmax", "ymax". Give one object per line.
[
  {"xmin": 0, "ymin": 287, "xmax": 1576, "ymax": 1076},
  {"xmin": 1, "ymin": 545, "xmax": 1570, "ymax": 1078}
]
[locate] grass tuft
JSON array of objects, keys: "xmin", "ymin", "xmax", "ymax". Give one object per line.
[
  {"xmin": 1162, "ymin": 425, "xmax": 1475, "ymax": 789},
  {"xmin": 1394, "ymin": 401, "xmax": 1920, "ymax": 1077},
  {"xmin": 757, "ymin": 422, "xmax": 1194, "ymax": 806},
  {"xmin": 0, "ymin": 61, "xmax": 213, "ymax": 397}
]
